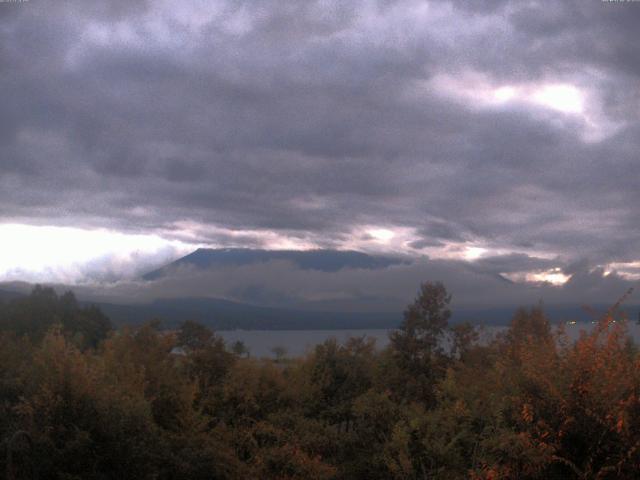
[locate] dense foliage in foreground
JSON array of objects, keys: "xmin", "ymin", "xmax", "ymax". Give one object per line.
[{"xmin": 1, "ymin": 284, "xmax": 640, "ymax": 479}]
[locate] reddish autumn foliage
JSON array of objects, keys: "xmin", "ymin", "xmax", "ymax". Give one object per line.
[{"xmin": 1, "ymin": 284, "xmax": 640, "ymax": 479}]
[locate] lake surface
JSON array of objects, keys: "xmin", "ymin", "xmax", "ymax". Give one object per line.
[
  {"xmin": 218, "ymin": 321, "xmax": 640, "ymax": 359},
  {"xmin": 218, "ymin": 329, "xmax": 393, "ymax": 358}
]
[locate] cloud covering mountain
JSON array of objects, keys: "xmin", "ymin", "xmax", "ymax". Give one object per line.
[{"xmin": 21, "ymin": 250, "xmax": 633, "ymax": 320}]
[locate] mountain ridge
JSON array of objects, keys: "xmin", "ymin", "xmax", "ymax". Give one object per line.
[{"xmin": 142, "ymin": 247, "xmax": 408, "ymax": 280}]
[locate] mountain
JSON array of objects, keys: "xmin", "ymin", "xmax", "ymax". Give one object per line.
[
  {"xmin": 4, "ymin": 282, "xmax": 639, "ymax": 330},
  {"xmin": 142, "ymin": 248, "xmax": 407, "ymax": 280},
  {"xmin": 0, "ymin": 283, "xmax": 400, "ymax": 330},
  {"xmin": 0, "ymin": 288, "xmax": 25, "ymax": 301},
  {"xmin": 95, "ymin": 296, "xmax": 401, "ymax": 330},
  {"xmin": 81, "ymin": 299, "xmax": 640, "ymax": 331}
]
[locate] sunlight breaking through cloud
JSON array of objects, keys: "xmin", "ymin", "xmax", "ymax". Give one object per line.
[
  {"xmin": 427, "ymin": 72, "xmax": 587, "ymax": 114},
  {"xmin": 0, "ymin": 224, "xmax": 191, "ymax": 283},
  {"xmin": 367, "ymin": 228, "xmax": 396, "ymax": 242},
  {"xmin": 503, "ymin": 268, "xmax": 571, "ymax": 286},
  {"xmin": 424, "ymin": 71, "xmax": 622, "ymax": 142},
  {"xmin": 531, "ymin": 84, "xmax": 584, "ymax": 114}
]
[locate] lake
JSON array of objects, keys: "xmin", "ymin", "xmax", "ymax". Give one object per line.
[
  {"xmin": 218, "ymin": 329, "xmax": 393, "ymax": 358},
  {"xmin": 217, "ymin": 321, "xmax": 640, "ymax": 358}
]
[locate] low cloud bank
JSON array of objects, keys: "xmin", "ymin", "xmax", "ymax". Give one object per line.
[{"xmin": 21, "ymin": 257, "xmax": 635, "ymax": 318}]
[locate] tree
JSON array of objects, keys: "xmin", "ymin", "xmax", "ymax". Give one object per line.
[
  {"xmin": 501, "ymin": 305, "xmax": 553, "ymax": 364},
  {"xmin": 271, "ymin": 346, "xmax": 288, "ymax": 363},
  {"xmin": 0, "ymin": 287, "xmax": 111, "ymax": 348},
  {"xmin": 388, "ymin": 281, "xmax": 451, "ymax": 405},
  {"xmin": 177, "ymin": 320, "xmax": 213, "ymax": 351},
  {"xmin": 305, "ymin": 337, "xmax": 376, "ymax": 428},
  {"xmin": 450, "ymin": 322, "xmax": 479, "ymax": 361},
  {"xmin": 232, "ymin": 340, "xmax": 250, "ymax": 358}
]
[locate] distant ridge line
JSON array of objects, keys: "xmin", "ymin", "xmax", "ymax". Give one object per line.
[{"xmin": 142, "ymin": 247, "xmax": 407, "ymax": 280}]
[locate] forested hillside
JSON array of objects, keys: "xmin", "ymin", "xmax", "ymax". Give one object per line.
[{"xmin": 1, "ymin": 283, "xmax": 639, "ymax": 479}]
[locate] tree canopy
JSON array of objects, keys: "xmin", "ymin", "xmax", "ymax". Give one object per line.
[{"xmin": 1, "ymin": 284, "xmax": 640, "ymax": 479}]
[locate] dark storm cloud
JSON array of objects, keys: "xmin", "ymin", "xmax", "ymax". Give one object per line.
[{"xmin": 1, "ymin": 0, "xmax": 640, "ymax": 278}]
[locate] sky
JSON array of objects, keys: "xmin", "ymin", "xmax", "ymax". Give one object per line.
[{"xmin": 1, "ymin": 0, "xmax": 640, "ymax": 308}]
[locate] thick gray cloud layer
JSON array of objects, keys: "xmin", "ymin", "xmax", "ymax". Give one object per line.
[
  {"xmin": 27, "ymin": 257, "xmax": 635, "ymax": 318},
  {"xmin": 1, "ymin": 1, "xmax": 640, "ymax": 277}
]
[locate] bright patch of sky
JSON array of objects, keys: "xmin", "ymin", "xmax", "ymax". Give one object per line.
[
  {"xmin": 462, "ymin": 246, "xmax": 487, "ymax": 261},
  {"xmin": 0, "ymin": 224, "xmax": 191, "ymax": 284},
  {"xmin": 424, "ymin": 71, "xmax": 624, "ymax": 142},
  {"xmin": 367, "ymin": 228, "xmax": 396, "ymax": 242},
  {"xmin": 502, "ymin": 268, "xmax": 570, "ymax": 286},
  {"xmin": 605, "ymin": 261, "xmax": 640, "ymax": 281}
]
